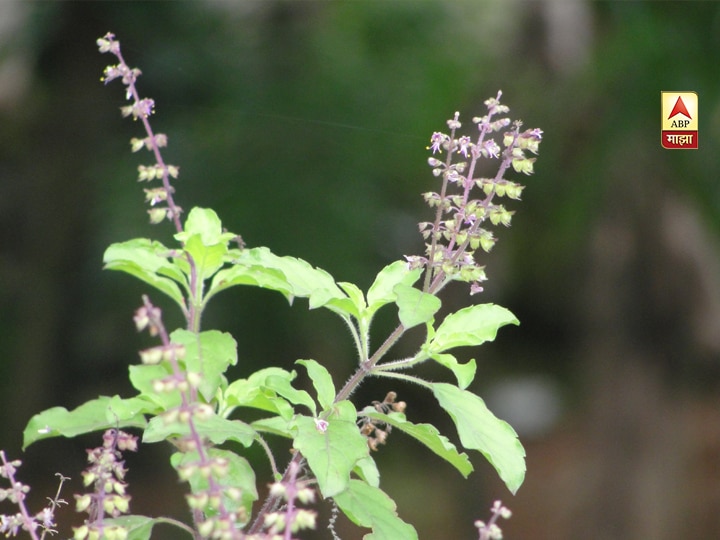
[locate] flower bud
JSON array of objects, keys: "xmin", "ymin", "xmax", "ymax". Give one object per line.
[
  {"xmin": 269, "ymin": 482, "xmax": 286, "ymax": 498},
  {"xmin": 186, "ymin": 371, "xmax": 203, "ymax": 388},
  {"xmin": 297, "ymin": 487, "xmax": 316, "ymax": 504},
  {"xmin": 198, "ymin": 518, "xmax": 215, "ymax": 537},
  {"xmin": 116, "ymin": 431, "xmax": 138, "ymax": 452},
  {"xmin": 446, "ymin": 113, "xmax": 461, "ymax": 130},
  {"xmin": 81, "ymin": 471, "xmax": 96, "ymax": 487},
  {"xmin": 164, "ymin": 344, "xmax": 186, "ymax": 361},
  {"xmin": 294, "ymin": 509, "xmax": 317, "ymax": 531},
  {"xmin": 199, "ymin": 464, "xmax": 212, "ymax": 479},
  {"xmin": 103, "ymin": 497, "xmax": 116, "ymax": 515},
  {"xmin": 129, "ymin": 138, "xmax": 145, "ymax": 152},
  {"xmin": 133, "ymin": 307, "xmax": 149, "ymax": 332},
  {"xmin": 186, "ymin": 492, "xmax": 208, "ymax": 509},
  {"xmin": 193, "ymin": 403, "xmax": 214, "ymax": 420},
  {"xmin": 139, "ymin": 347, "xmax": 163, "ymax": 365},
  {"xmin": 106, "ymin": 526, "xmax": 128, "ymax": 540},
  {"xmin": 73, "ymin": 525, "xmax": 89, "ymax": 540},
  {"xmin": 479, "ymin": 232, "xmax": 496, "ymax": 253},
  {"xmin": 114, "ymin": 495, "xmax": 130, "ymax": 514},
  {"xmin": 161, "ymin": 408, "xmax": 179, "ymax": 424},
  {"xmin": 96, "ymin": 38, "xmax": 112, "ymax": 53},
  {"xmin": 75, "ymin": 494, "xmax": 92, "ymax": 513},
  {"xmin": 144, "ymin": 188, "xmax": 168, "ymax": 206},
  {"xmin": 210, "ymin": 457, "xmax": 229, "ymax": 477},
  {"xmin": 176, "ymin": 462, "xmax": 198, "ymax": 481},
  {"xmin": 392, "ymin": 401, "xmax": 407, "ymax": 413},
  {"xmin": 225, "ymin": 487, "xmax": 242, "ymax": 501},
  {"xmin": 148, "ymin": 208, "xmax": 168, "ymax": 224}
]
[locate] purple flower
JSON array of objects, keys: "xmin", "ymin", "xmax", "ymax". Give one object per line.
[
  {"xmin": 483, "ymin": 139, "xmax": 500, "ymax": 159},
  {"xmin": 457, "ymin": 136, "xmax": 472, "ymax": 158},
  {"xmin": 101, "ymin": 65, "xmax": 124, "ymax": 84},
  {"xmin": 35, "ymin": 507, "xmax": 55, "ymax": 529},
  {"xmin": 470, "ymin": 283, "xmax": 484, "ymax": 295},
  {"xmin": 314, "ymin": 418, "xmax": 329, "ymax": 433},
  {"xmin": 429, "ymin": 132, "xmax": 446, "ymax": 154},
  {"xmin": 134, "ymin": 98, "xmax": 155, "ymax": 119}
]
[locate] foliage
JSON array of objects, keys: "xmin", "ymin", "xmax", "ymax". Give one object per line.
[{"xmin": 2, "ymin": 33, "xmax": 541, "ymax": 539}]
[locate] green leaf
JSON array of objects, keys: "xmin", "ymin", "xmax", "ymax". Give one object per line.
[
  {"xmin": 143, "ymin": 413, "xmax": 255, "ymax": 447},
  {"xmin": 265, "ymin": 373, "xmax": 317, "ymax": 416},
  {"xmin": 223, "ymin": 367, "xmax": 309, "ymax": 419},
  {"xmin": 170, "ymin": 329, "xmax": 237, "ymax": 402},
  {"xmin": 207, "ymin": 264, "xmax": 288, "ymax": 301},
  {"xmin": 291, "ymin": 401, "xmax": 369, "ymax": 497},
  {"xmin": 175, "ymin": 207, "xmax": 235, "ymax": 247},
  {"xmin": 297, "ymin": 359, "xmax": 336, "ymax": 411},
  {"xmin": 231, "ymin": 247, "xmax": 350, "ymax": 312},
  {"xmin": 173, "ymin": 208, "xmax": 237, "ymax": 282},
  {"xmin": 360, "ymin": 409, "xmax": 473, "ymax": 477},
  {"xmin": 338, "ymin": 281, "xmax": 365, "ymax": 319},
  {"xmin": 353, "ymin": 455, "xmax": 380, "ymax": 488},
  {"xmin": 431, "ymin": 382, "xmax": 525, "ymax": 494},
  {"xmin": 366, "ymin": 261, "xmax": 422, "ymax": 315},
  {"xmin": 223, "ymin": 378, "xmax": 294, "ymax": 421},
  {"xmin": 23, "ymin": 396, "xmax": 150, "ymax": 450},
  {"xmin": 427, "ymin": 303, "xmax": 518, "ymax": 353},
  {"xmin": 333, "ymin": 480, "xmax": 418, "ymax": 540},
  {"xmin": 102, "ymin": 515, "xmax": 156, "ymax": 540},
  {"xmin": 249, "ymin": 367, "xmax": 300, "ymax": 384},
  {"xmin": 394, "ymin": 284, "xmax": 441, "ymax": 329},
  {"xmin": 183, "ymin": 234, "xmax": 227, "ymax": 280},
  {"xmin": 105, "ymin": 395, "xmax": 157, "ymax": 424},
  {"xmin": 268, "ymin": 255, "xmax": 345, "ymax": 309},
  {"xmin": 103, "ymin": 238, "xmax": 186, "ymax": 308},
  {"xmin": 428, "ymin": 352, "xmax": 477, "ymax": 390},
  {"xmin": 171, "ymin": 448, "xmax": 257, "ymax": 523},
  {"xmin": 250, "ymin": 416, "xmax": 294, "ymax": 439}
]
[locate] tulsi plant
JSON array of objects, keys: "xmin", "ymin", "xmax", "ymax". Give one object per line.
[{"xmin": 2, "ymin": 33, "xmax": 542, "ymax": 539}]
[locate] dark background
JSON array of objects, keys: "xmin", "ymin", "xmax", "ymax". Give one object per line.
[{"xmin": 2, "ymin": 2, "xmax": 720, "ymax": 539}]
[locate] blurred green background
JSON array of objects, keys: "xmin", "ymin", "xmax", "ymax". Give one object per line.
[{"xmin": 2, "ymin": 1, "xmax": 720, "ymax": 539}]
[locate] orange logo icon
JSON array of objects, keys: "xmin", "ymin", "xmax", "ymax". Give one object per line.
[{"xmin": 661, "ymin": 92, "xmax": 698, "ymax": 149}]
